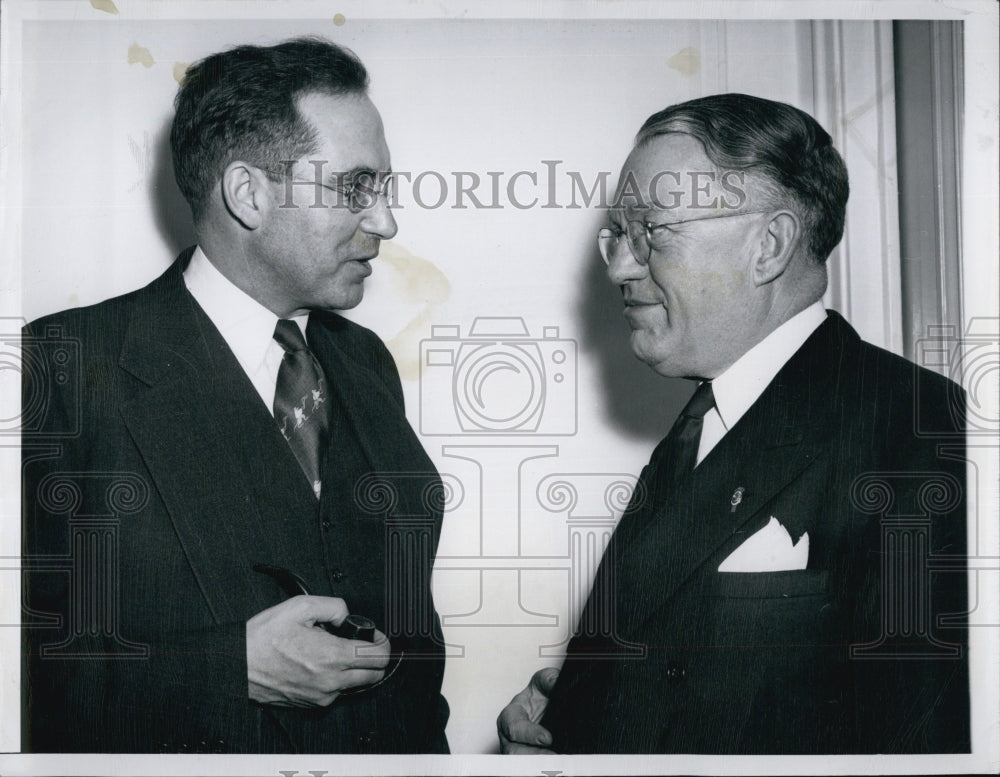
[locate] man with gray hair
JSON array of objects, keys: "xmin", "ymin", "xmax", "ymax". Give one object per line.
[
  {"xmin": 23, "ymin": 37, "xmax": 448, "ymax": 753},
  {"xmin": 498, "ymin": 93, "xmax": 968, "ymax": 753}
]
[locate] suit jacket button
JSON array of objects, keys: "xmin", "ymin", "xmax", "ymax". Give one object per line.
[
  {"xmin": 331, "ymin": 569, "xmax": 345, "ymax": 582},
  {"xmin": 321, "ymin": 520, "xmax": 332, "ymax": 530},
  {"xmin": 665, "ymin": 661, "xmax": 685, "ymax": 684}
]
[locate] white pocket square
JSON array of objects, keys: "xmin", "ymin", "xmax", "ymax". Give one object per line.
[{"xmin": 717, "ymin": 516, "xmax": 809, "ymax": 572}]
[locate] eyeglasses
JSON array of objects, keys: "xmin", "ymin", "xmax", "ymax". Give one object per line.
[
  {"xmin": 264, "ymin": 167, "xmax": 395, "ymax": 213},
  {"xmin": 598, "ymin": 209, "xmax": 772, "ymax": 266}
]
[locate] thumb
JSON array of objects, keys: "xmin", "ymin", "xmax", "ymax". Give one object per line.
[
  {"xmin": 292, "ymin": 595, "xmax": 350, "ymax": 626},
  {"xmin": 532, "ymin": 667, "xmax": 560, "ymax": 695}
]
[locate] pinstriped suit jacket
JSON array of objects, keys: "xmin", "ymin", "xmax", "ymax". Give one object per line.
[
  {"xmin": 22, "ymin": 249, "xmax": 449, "ymax": 753},
  {"xmin": 542, "ymin": 312, "xmax": 969, "ymax": 753}
]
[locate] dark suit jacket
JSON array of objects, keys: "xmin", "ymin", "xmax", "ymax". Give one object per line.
[
  {"xmin": 22, "ymin": 249, "xmax": 449, "ymax": 753},
  {"xmin": 542, "ymin": 312, "xmax": 969, "ymax": 753}
]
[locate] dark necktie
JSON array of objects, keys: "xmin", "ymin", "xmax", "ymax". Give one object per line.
[
  {"xmin": 557, "ymin": 381, "xmax": 715, "ymax": 655},
  {"xmin": 273, "ymin": 319, "xmax": 330, "ymax": 499},
  {"xmin": 655, "ymin": 380, "xmax": 716, "ymax": 485}
]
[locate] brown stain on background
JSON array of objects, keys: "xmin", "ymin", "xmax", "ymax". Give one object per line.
[
  {"xmin": 128, "ymin": 43, "xmax": 155, "ymax": 68},
  {"xmin": 377, "ymin": 243, "xmax": 451, "ymax": 380},
  {"xmin": 173, "ymin": 62, "xmax": 189, "ymax": 85},
  {"xmin": 668, "ymin": 47, "xmax": 700, "ymax": 76},
  {"xmin": 333, "ymin": 13, "xmax": 347, "ymax": 26},
  {"xmin": 90, "ymin": 0, "xmax": 119, "ymax": 14}
]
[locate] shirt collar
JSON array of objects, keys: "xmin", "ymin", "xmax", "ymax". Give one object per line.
[
  {"xmin": 182, "ymin": 246, "xmax": 308, "ymax": 372},
  {"xmin": 710, "ymin": 301, "xmax": 827, "ymax": 432}
]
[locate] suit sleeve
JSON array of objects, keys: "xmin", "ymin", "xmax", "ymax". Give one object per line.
[
  {"xmin": 846, "ymin": 372, "xmax": 970, "ymax": 752},
  {"xmin": 21, "ymin": 322, "xmax": 258, "ymax": 753}
]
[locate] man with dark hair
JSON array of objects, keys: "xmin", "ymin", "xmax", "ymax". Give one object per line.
[
  {"xmin": 22, "ymin": 37, "xmax": 449, "ymax": 753},
  {"xmin": 498, "ymin": 93, "xmax": 969, "ymax": 753}
]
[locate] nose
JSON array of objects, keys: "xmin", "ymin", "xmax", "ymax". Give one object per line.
[
  {"xmin": 604, "ymin": 239, "xmax": 647, "ymax": 286},
  {"xmin": 361, "ymin": 194, "xmax": 398, "ymax": 240}
]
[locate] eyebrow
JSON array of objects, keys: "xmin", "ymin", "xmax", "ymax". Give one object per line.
[
  {"xmin": 348, "ymin": 166, "xmax": 393, "ymax": 176},
  {"xmin": 608, "ymin": 204, "xmax": 653, "ymax": 223},
  {"xmin": 323, "ymin": 167, "xmax": 394, "ymax": 188},
  {"xmin": 612, "ymin": 192, "xmax": 652, "ymax": 212}
]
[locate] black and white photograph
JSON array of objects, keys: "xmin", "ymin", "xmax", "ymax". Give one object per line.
[{"xmin": 1, "ymin": 1, "xmax": 997, "ymax": 775}]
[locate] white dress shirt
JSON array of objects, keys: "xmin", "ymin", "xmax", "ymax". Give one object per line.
[
  {"xmin": 182, "ymin": 246, "xmax": 309, "ymax": 416},
  {"xmin": 696, "ymin": 301, "xmax": 827, "ymax": 465}
]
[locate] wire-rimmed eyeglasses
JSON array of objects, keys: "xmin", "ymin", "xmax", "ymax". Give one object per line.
[
  {"xmin": 263, "ymin": 166, "xmax": 395, "ymax": 213},
  {"xmin": 598, "ymin": 209, "xmax": 772, "ymax": 266}
]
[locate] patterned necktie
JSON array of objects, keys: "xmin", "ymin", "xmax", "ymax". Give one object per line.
[
  {"xmin": 273, "ymin": 319, "xmax": 330, "ymax": 499},
  {"xmin": 655, "ymin": 381, "xmax": 716, "ymax": 485}
]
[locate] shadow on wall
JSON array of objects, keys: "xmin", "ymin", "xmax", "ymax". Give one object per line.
[
  {"xmin": 150, "ymin": 116, "xmax": 196, "ymax": 257},
  {"xmin": 576, "ymin": 239, "xmax": 693, "ymax": 444}
]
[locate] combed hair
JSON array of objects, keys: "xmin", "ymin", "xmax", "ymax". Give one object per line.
[
  {"xmin": 637, "ymin": 93, "xmax": 849, "ymax": 262},
  {"xmin": 170, "ymin": 37, "xmax": 369, "ymax": 222}
]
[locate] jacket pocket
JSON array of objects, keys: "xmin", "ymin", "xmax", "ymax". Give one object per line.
[{"xmin": 709, "ymin": 569, "xmax": 829, "ymax": 599}]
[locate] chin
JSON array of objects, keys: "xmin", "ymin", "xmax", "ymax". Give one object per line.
[
  {"xmin": 629, "ymin": 332, "xmax": 663, "ymax": 367},
  {"xmin": 630, "ymin": 338, "xmax": 689, "ymax": 379},
  {"xmin": 649, "ymin": 362, "xmax": 687, "ymax": 379},
  {"xmin": 326, "ymin": 284, "xmax": 366, "ymax": 311},
  {"xmin": 335, "ymin": 295, "xmax": 364, "ymax": 311}
]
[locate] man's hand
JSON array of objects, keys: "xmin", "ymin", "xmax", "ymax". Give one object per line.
[
  {"xmin": 497, "ymin": 667, "xmax": 559, "ymax": 754},
  {"xmin": 247, "ymin": 596, "xmax": 390, "ymax": 707}
]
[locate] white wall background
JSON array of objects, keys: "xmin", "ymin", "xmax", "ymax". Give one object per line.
[{"xmin": 2, "ymin": 0, "xmax": 997, "ymax": 771}]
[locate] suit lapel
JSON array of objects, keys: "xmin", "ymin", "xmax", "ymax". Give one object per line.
[
  {"xmin": 118, "ymin": 254, "xmax": 316, "ymax": 623},
  {"xmin": 307, "ymin": 315, "xmax": 436, "ymax": 515},
  {"xmin": 307, "ymin": 322, "xmax": 381, "ymax": 477},
  {"xmin": 614, "ymin": 314, "xmax": 851, "ymax": 636}
]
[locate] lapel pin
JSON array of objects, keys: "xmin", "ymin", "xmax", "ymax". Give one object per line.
[{"xmin": 730, "ymin": 486, "xmax": 745, "ymax": 513}]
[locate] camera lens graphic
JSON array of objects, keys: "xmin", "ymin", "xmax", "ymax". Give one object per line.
[
  {"xmin": 454, "ymin": 343, "xmax": 544, "ymax": 431},
  {"xmin": 951, "ymin": 340, "xmax": 999, "ymax": 433},
  {"xmin": 2, "ymin": 342, "xmax": 46, "ymax": 433}
]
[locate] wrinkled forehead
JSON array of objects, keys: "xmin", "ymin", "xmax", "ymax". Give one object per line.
[{"xmin": 612, "ymin": 132, "xmax": 749, "ymax": 216}]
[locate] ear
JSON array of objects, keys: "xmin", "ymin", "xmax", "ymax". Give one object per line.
[
  {"xmin": 752, "ymin": 210, "xmax": 800, "ymax": 286},
  {"xmin": 220, "ymin": 161, "xmax": 267, "ymax": 230}
]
